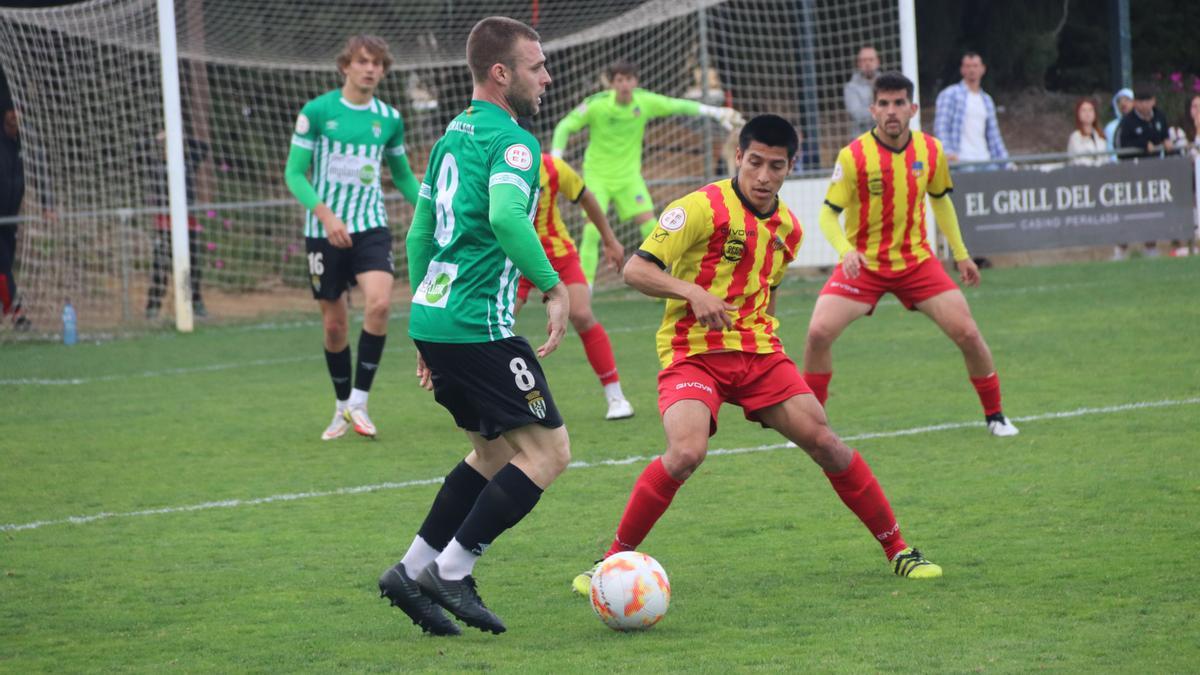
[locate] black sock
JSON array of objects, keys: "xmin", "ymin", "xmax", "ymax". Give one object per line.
[
  {"xmin": 355, "ymin": 330, "xmax": 387, "ymax": 392},
  {"xmin": 417, "ymin": 461, "xmax": 490, "ymax": 550},
  {"xmin": 324, "ymin": 346, "xmax": 352, "ymax": 401},
  {"xmin": 453, "ymin": 464, "xmax": 543, "ymax": 556}
]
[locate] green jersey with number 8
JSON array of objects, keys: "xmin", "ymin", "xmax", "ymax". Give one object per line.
[{"xmin": 407, "ymin": 100, "xmax": 559, "ymax": 343}]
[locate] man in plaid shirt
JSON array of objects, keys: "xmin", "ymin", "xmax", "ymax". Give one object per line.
[{"xmin": 933, "ymin": 52, "xmax": 1008, "ymax": 169}]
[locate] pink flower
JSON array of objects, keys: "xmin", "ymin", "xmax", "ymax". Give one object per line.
[
  {"xmin": 1170, "ymin": 72, "xmax": 1183, "ymax": 83},
  {"xmin": 206, "ymin": 209, "xmax": 217, "ymax": 218},
  {"xmin": 206, "ymin": 242, "xmax": 217, "ymax": 252},
  {"xmin": 213, "ymin": 259, "xmax": 224, "ymax": 269},
  {"xmin": 1193, "ymin": 77, "xmax": 1200, "ymax": 93},
  {"xmin": 222, "ymin": 218, "xmax": 232, "ymax": 230}
]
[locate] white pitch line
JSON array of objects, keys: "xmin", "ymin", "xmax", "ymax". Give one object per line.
[{"xmin": 4, "ymin": 396, "xmax": 1197, "ymax": 534}]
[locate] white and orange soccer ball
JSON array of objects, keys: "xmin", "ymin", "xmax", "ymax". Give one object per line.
[{"xmin": 589, "ymin": 551, "xmax": 671, "ymax": 631}]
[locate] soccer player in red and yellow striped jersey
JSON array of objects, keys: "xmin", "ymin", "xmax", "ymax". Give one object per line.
[
  {"xmin": 514, "ymin": 149, "xmax": 632, "ymax": 419},
  {"xmin": 572, "ymin": 115, "xmax": 943, "ymax": 592},
  {"xmin": 803, "ymin": 72, "xmax": 1018, "ymax": 437}
]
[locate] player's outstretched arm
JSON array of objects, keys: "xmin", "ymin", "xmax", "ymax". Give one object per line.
[
  {"xmin": 624, "ymin": 255, "xmax": 734, "ymax": 330},
  {"xmin": 578, "ymin": 190, "xmax": 625, "ymax": 270},
  {"xmin": 551, "ymin": 104, "xmax": 587, "ymax": 158}
]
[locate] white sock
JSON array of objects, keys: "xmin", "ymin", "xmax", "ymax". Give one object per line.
[
  {"xmin": 348, "ymin": 388, "xmax": 368, "ymax": 407},
  {"xmin": 335, "ymin": 398, "xmax": 349, "ymax": 412},
  {"xmin": 603, "ymin": 382, "xmax": 625, "ymax": 401},
  {"xmin": 400, "ymin": 535, "xmax": 439, "ymax": 578},
  {"xmin": 434, "ymin": 538, "xmax": 479, "ymax": 581}
]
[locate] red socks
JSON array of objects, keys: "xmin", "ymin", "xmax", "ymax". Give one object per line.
[
  {"xmin": 606, "ymin": 457, "xmax": 683, "ymax": 558},
  {"xmin": 970, "ymin": 372, "xmax": 1003, "ymax": 416},
  {"xmin": 803, "ymin": 371, "xmax": 832, "ymax": 406},
  {"xmin": 579, "ymin": 324, "xmax": 620, "ymax": 386},
  {"xmin": 825, "ymin": 451, "xmax": 907, "ymax": 559}
]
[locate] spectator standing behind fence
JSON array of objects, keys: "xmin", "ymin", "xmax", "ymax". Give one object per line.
[
  {"xmin": 1104, "ymin": 88, "xmax": 1133, "ymax": 154},
  {"xmin": 1066, "ymin": 98, "xmax": 1107, "ymax": 166},
  {"xmin": 1114, "ymin": 88, "xmax": 1174, "ymax": 260},
  {"xmin": 145, "ymin": 129, "xmax": 209, "ymax": 319},
  {"xmin": 934, "ymin": 52, "xmax": 1009, "ymax": 169},
  {"xmin": 843, "ymin": 45, "xmax": 879, "ymax": 137},
  {"xmin": 1166, "ymin": 94, "xmax": 1200, "ymax": 256},
  {"xmin": 1168, "ymin": 94, "xmax": 1200, "ymax": 158}
]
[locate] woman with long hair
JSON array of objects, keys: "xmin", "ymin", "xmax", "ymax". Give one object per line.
[
  {"xmin": 1066, "ymin": 98, "xmax": 1107, "ymax": 166},
  {"xmin": 1168, "ymin": 94, "xmax": 1200, "ymax": 158}
]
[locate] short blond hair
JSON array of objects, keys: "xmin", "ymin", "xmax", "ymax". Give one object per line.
[{"xmin": 336, "ymin": 34, "xmax": 394, "ymax": 74}]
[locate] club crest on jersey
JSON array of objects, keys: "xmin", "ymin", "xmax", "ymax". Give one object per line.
[
  {"xmin": 771, "ymin": 234, "xmax": 786, "ymax": 251},
  {"xmin": 372, "ymin": 120, "xmax": 382, "ymax": 138},
  {"xmin": 911, "ymin": 160, "xmax": 924, "ymax": 178},
  {"xmin": 723, "ymin": 238, "xmax": 746, "ymax": 262},
  {"xmin": 505, "ymin": 144, "xmax": 533, "ymax": 170},
  {"xmin": 868, "ymin": 174, "xmax": 884, "ymax": 195},
  {"xmin": 658, "ymin": 206, "xmax": 686, "ymax": 231},
  {"xmin": 526, "ymin": 391, "xmax": 547, "ymax": 419}
]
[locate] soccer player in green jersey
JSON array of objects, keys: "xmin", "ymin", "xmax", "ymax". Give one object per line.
[
  {"xmin": 285, "ymin": 35, "xmax": 420, "ymax": 441},
  {"xmin": 377, "ymin": 17, "xmax": 569, "ymax": 636},
  {"xmin": 552, "ymin": 60, "xmax": 745, "ymax": 285}
]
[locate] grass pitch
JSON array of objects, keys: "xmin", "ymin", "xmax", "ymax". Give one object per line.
[{"xmin": 2, "ymin": 258, "xmax": 1198, "ymax": 672}]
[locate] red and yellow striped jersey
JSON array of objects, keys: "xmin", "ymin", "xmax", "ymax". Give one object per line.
[
  {"xmin": 638, "ymin": 179, "xmax": 804, "ymax": 368},
  {"xmin": 532, "ymin": 154, "xmax": 586, "ymax": 259},
  {"xmin": 824, "ymin": 130, "xmax": 952, "ymax": 274}
]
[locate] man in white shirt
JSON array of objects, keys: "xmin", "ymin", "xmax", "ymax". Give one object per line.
[{"xmin": 934, "ymin": 52, "xmax": 1009, "ymax": 169}]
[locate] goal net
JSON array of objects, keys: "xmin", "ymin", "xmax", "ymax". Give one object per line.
[{"xmin": 0, "ymin": 0, "xmax": 901, "ymax": 338}]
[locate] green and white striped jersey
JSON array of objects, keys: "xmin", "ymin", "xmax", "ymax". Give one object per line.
[
  {"xmin": 291, "ymin": 90, "xmax": 407, "ymax": 237},
  {"xmin": 408, "ymin": 100, "xmax": 547, "ymax": 343}
]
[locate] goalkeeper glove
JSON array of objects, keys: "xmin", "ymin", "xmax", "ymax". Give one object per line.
[{"xmin": 699, "ymin": 104, "xmax": 746, "ymax": 130}]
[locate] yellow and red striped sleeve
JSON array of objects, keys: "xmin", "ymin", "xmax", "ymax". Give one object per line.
[{"xmin": 531, "ymin": 154, "xmax": 579, "ymax": 259}]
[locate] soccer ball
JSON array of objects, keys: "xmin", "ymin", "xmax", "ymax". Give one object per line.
[{"xmin": 589, "ymin": 551, "xmax": 671, "ymax": 631}]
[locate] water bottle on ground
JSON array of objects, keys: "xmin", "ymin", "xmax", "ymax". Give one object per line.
[{"xmin": 62, "ymin": 300, "xmax": 77, "ymax": 345}]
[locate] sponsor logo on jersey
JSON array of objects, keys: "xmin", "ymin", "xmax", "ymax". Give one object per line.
[
  {"xmin": 413, "ymin": 261, "xmax": 458, "ymax": 308},
  {"xmin": 868, "ymin": 173, "xmax": 883, "ymax": 195},
  {"xmin": 372, "ymin": 120, "xmax": 382, "ymax": 138},
  {"xmin": 295, "ymin": 114, "xmax": 310, "ymax": 134},
  {"xmin": 358, "ymin": 164, "xmax": 377, "ymax": 185},
  {"xmin": 505, "ymin": 144, "xmax": 534, "ymax": 170},
  {"xmin": 723, "ymin": 239, "xmax": 746, "ymax": 262},
  {"xmin": 911, "ymin": 160, "xmax": 924, "ymax": 178},
  {"xmin": 447, "ymin": 119, "xmax": 475, "ymax": 136},
  {"xmin": 526, "ymin": 391, "xmax": 548, "ymax": 419},
  {"xmin": 658, "ymin": 207, "xmax": 686, "ymax": 231},
  {"xmin": 831, "ymin": 163, "xmax": 843, "ymax": 182},
  {"xmin": 830, "ymin": 281, "xmax": 861, "ymax": 294},
  {"xmin": 652, "ymin": 229, "xmax": 669, "ymax": 242}
]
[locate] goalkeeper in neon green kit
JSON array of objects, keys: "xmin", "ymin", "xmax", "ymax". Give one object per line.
[{"xmin": 551, "ymin": 60, "xmax": 744, "ymax": 285}]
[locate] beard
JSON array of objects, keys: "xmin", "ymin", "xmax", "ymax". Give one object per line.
[{"xmin": 506, "ymin": 84, "xmax": 540, "ymax": 118}]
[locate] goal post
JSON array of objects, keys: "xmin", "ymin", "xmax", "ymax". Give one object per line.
[{"xmin": 0, "ymin": 0, "xmax": 905, "ymax": 338}]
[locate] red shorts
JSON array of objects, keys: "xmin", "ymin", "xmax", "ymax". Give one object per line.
[
  {"xmin": 820, "ymin": 256, "xmax": 958, "ymax": 314},
  {"xmin": 656, "ymin": 351, "xmax": 812, "ymax": 436},
  {"xmin": 517, "ymin": 250, "xmax": 587, "ymax": 301}
]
